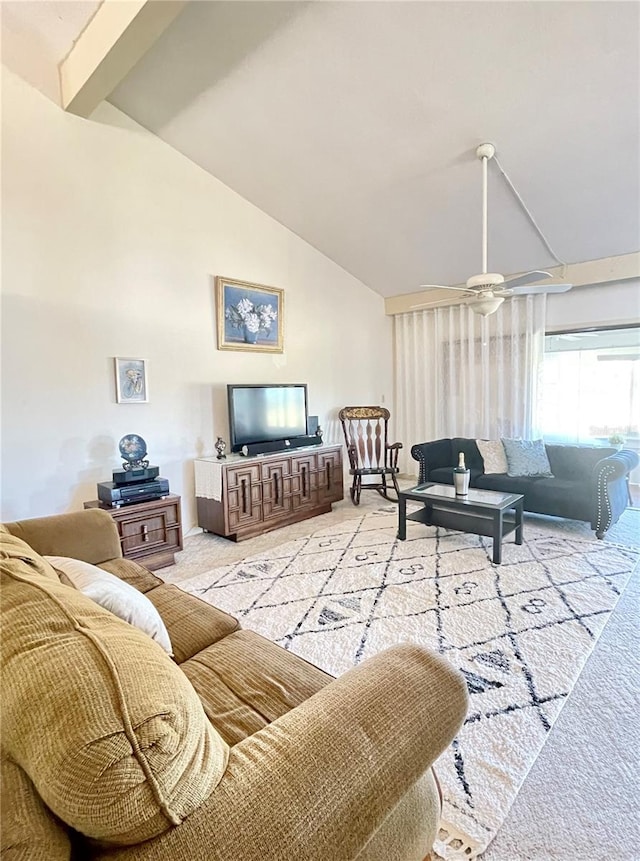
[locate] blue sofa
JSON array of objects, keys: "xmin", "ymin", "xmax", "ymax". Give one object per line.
[{"xmin": 410, "ymin": 438, "xmax": 638, "ymax": 538}]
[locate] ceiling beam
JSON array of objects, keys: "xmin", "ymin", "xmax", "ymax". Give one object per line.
[
  {"xmin": 384, "ymin": 252, "xmax": 640, "ymax": 316},
  {"xmin": 60, "ymin": 0, "xmax": 186, "ymax": 117}
]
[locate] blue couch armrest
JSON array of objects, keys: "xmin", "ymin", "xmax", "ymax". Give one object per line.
[
  {"xmin": 592, "ymin": 449, "xmax": 639, "ymax": 538},
  {"xmin": 410, "ymin": 439, "xmax": 452, "ymax": 483}
]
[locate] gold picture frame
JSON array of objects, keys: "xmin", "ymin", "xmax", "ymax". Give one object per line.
[{"xmin": 216, "ymin": 276, "xmax": 284, "ymax": 353}]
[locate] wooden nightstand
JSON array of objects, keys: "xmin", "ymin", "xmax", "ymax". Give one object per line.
[{"xmin": 83, "ymin": 494, "xmax": 183, "ymax": 570}]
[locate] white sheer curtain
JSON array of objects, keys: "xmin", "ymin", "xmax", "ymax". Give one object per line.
[{"xmin": 393, "ymin": 295, "xmax": 546, "ymax": 474}]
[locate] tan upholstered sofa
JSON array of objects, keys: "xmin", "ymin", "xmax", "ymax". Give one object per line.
[{"xmin": 1, "ymin": 509, "xmax": 468, "ymax": 861}]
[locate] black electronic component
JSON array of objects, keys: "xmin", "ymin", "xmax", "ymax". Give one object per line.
[{"xmin": 97, "ymin": 478, "xmax": 170, "ymax": 507}]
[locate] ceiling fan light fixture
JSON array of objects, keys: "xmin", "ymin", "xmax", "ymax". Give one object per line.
[{"xmin": 467, "ymin": 294, "xmax": 505, "ymax": 317}]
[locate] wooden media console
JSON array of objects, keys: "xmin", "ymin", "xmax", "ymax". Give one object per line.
[{"xmin": 194, "ymin": 444, "xmax": 344, "ymax": 541}]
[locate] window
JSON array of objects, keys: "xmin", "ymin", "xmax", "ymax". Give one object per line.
[{"xmin": 540, "ymin": 326, "xmax": 640, "ymax": 446}]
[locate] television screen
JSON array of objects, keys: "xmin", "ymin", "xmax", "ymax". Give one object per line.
[{"xmin": 228, "ymin": 384, "xmax": 308, "ymax": 451}]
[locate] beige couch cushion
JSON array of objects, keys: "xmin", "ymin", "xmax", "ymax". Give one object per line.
[
  {"xmin": 145, "ymin": 584, "xmax": 239, "ymax": 664},
  {"xmin": 0, "ymin": 531, "xmax": 60, "ymax": 580},
  {"xmin": 3, "ymin": 509, "xmax": 121, "ymax": 564},
  {"xmin": 98, "ymin": 556, "xmax": 164, "ymax": 593},
  {"xmin": 182, "ymin": 629, "xmax": 333, "ymax": 745},
  {"xmin": 0, "ymin": 757, "xmax": 72, "ymax": 861},
  {"xmin": 1, "ymin": 554, "xmax": 229, "ymax": 845}
]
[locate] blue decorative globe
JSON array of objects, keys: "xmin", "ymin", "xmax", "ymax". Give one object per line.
[{"xmin": 119, "ymin": 434, "xmax": 148, "ymax": 464}]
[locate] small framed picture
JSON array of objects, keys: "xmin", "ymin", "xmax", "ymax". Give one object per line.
[
  {"xmin": 216, "ymin": 276, "xmax": 284, "ymax": 353},
  {"xmin": 114, "ymin": 358, "xmax": 149, "ymax": 403}
]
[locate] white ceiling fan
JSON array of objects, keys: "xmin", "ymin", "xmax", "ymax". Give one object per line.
[{"xmin": 412, "ymin": 143, "xmax": 573, "ymax": 317}]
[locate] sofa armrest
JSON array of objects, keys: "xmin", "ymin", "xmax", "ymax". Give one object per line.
[
  {"xmin": 108, "ymin": 643, "xmax": 468, "ymax": 861},
  {"xmin": 3, "ymin": 509, "xmax": 122, "ymax": 564},
  {"xmin": 592, "ymin": 449, "xmax": 639, "ymax": 483},
  {"xmin": 592, "ymin": 450, "xmax": 639, "ymax": 537},
  {"xmin": 411, "ymin": 439, "xmax": 452, "ymax": 482}
]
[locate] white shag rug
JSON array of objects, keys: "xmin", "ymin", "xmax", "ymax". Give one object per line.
[{"xmin": 178, "ymin": 507, "xmax": 639, "ymax": 859}]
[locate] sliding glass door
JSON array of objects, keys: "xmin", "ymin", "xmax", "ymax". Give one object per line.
[{"xmin": 540, "ymin": 325, "xmax": 639, "ymax": 479}]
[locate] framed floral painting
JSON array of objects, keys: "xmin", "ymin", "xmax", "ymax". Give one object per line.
[{"xmin": 216, "ymin": 276, "xmax": 284, "ymax": 353}]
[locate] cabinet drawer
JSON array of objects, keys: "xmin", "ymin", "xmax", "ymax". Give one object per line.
[
  {"xmin": 318, "ymin": 450, "xmax": 342, "ymax": 471},
  {"xmin": 291, "ymin": 454, "xmax": 318, "ymax": 474},
  {"xmin": 262, "ymin": 468, "xmax": 293, "ymax": 520},
  {"xmin": 261, "ymin": 458, "xmax": 291, "ymax": 481},
  {"xmin": 226, "ymin": 480, "xmax": 262, "ymax": 529},
  {"xmin": 318, "ymin": 450, "xmax": 344, "ymax": 503},
  {"xmin": 118, "ymin": 508, "xmax": 179, "ymax": 552},
  {"xmin": 227, "ymin": 501, "xmax": 263, "ymax": 530},
  {"xmin": 83, "ymin": 495, "xmax": 183, "ymax": 570},
  {"xmin": 291, "ymin": 470, "xmax": 318, "ymax": 508},
  {"xmin": 225, "ymin": 463, "xmax": 261, "ymax": 489}
]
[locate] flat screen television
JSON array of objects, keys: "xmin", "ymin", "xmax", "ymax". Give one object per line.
[{"xmin": 227, "ymin": 384, "xmax": 309, "ymax": 452}]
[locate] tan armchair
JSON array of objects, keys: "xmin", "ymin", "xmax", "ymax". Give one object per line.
[{"xmin": 1, "ymin": 509, "xmax": 468, "ymax": 861}]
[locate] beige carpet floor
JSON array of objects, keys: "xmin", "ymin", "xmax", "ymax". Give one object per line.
[{"xmin": 163, "ymin": 481, "xmax": 640, "ymax": 861}]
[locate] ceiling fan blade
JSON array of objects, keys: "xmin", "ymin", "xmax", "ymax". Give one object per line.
[
  {"xmin": 419, "ymin": 284, "xmax": 470, "ymax": 294},
  {"xmin": 509, "ymin": 283, "xmax": 573, "ymax": 295},
  {"xmin": 502, "ymin": 270, "xmax": 553, "ymax": 289},
  {"xmin": 410, "ymin": 296, "xmax": 470, "ymax": 309},
  {"xmin": 411, "ymin": 301, "xmax": 450, "ymax": 310}
]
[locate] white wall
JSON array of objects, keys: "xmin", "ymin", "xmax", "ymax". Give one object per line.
[
  {"xmin": 546, "ymin": 279, "xmax": 640, "ymax": 331},
  {"xmin": 1, "ymin": 67, "xmax": 393, "ymax": 526}
]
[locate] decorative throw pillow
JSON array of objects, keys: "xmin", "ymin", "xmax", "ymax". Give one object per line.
[
  {"xmin": 501, "ymin": 438, "xmax": 554, "ymax": 477},
  {"xmin": 45, "ymin": 556, "xmax": 173, "ymax": 655},
  {"xmin": 476, "ymin": 439, "xmax": 508, "ymax": 474}
]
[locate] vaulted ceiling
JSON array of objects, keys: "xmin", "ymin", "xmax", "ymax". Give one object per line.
[{"xmin": 3, "ymin": 1, "xmax": 639, "ymax": 300}]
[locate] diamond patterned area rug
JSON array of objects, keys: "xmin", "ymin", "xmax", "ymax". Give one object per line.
[{"xmin": 178, "ymin": 506, "xmax": 639, "ymax": 859}]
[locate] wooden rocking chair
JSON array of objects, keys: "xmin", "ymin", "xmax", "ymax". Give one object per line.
[{"xmin": 339, "ymin": 406, "xmax": 403, "ymax": 505}]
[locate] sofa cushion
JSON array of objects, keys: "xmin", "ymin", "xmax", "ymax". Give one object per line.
[
  {"xmin": 451, "ymin": 437, "xmax": 484, "ymax": 472},
  {"xmin": 0, "ymin": 531, "xmax": 61, "ymax": 581},
  {"xmin": 1, "ymin": 757, "xmax": 71, "ymax": 861},
  {"xmin": 546, "ymin": 444, "xmax": 617, "ymax": 480},
  {"xmin": 98, "ymin": 556, "xmax": 163, "ymax": 593},
  {"xmin": 501, "ymin": 438, "xmax": 553, "ymax": 477},
  {"xmin": 145, "ymin": 584, "xmax": 240, "ymax": 664},
  {"xmin": 1, "ymin": 555, "xmax": 229, "ymax": 845},
  {"xmin": 474, "ymin": 473, "xmax": 542, "ymax": 496},
  {"xmin": 417, "ymin": 437, "xmax": 453, "ymax": 472},
  {"xmin": 523, "ymin": 477, "xmax": 593, "ymax": 521},
  {"xmin": 45, "ymin": 556, "xmax": 173, "ymax": 655},
  {"xmin": 430, "ymin": 466, "xmax": 483, "ymax": 486},
  {"xmin": 476, "ymin": 439, "xmax": 508, "ymax": 474},
  {"xmin": 3, "ymin": 509, "xmax": 121, "ymax": 565},
  {"xmin": 181, "ymin": 629, "xmax": 333, "ymax": 746}
]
